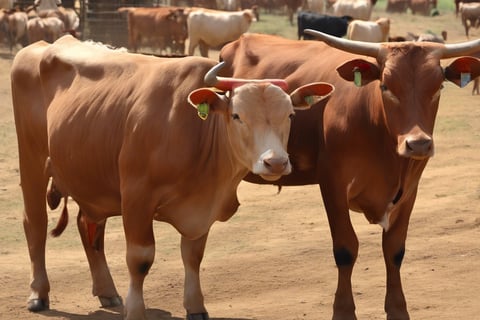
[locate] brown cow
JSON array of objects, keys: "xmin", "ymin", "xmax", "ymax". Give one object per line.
[
  {"xmin": 11, "ymin": 35, "xmax": 333, "ymax": 319},
  {"xmin": 218, "ymin": 32, "xmax": 480, "ymax": 319},
  {"xmin": 455, "ymin": 0, "xmax": 480, "ymax": 16},
  {"xmin": 459, "ymin": 2, "xmax": 480, "ymax": 39},
  {"xmin": 118, "ymin": 6, "xmax": 189, "ymax": 55}
]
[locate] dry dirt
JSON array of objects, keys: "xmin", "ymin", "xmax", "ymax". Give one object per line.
[{"xmin": 0, "ymin": 10, "xmax": 479, "ymax": 320}]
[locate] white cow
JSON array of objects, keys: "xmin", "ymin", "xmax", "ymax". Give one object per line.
[
  {"xmin": 333, "ymin": 0, "xmax": 375, "ymax": 20},
  {"xmin": 347, "ymin": 17, "xmax": 390, "ymax": 42},
  {"xmin": 187, "ymin": 8, "xmax": 256, "ymax": 57}
]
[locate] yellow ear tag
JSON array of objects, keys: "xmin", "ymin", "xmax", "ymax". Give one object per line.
[
  {"xmin": 460, "ymin": 72, "xmax": 471, "ymax": 88},
  {"xmin": 354, "ymin": 70, "xmax": 362, "ymax": 87},
  {"xmin": 304, "ymin": 95, "xmax": 314, "ymax": 106},
  {"xmin": 197, "ymin": 103, "xmax": 209, "ymax": 120}
]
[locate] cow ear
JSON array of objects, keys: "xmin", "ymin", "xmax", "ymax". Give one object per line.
[
  {"xmin": 187, "ymin": 88, "xmax": 228, "ymax": 120},
  {"xmin": 336, "ymin": 59, "xmax": 380, "ymax": 87},
  {"xmin": 289, "ymin": 82, "xmax": 335, "ymax": 110},
  {"xmin": 444, "ymin": 56, "xmax": 480, "ymax": 88}
]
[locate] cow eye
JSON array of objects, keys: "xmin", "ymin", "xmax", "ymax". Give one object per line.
[
  {"xmin": 232, "ymin": 113, "xmax": 241, "ymax": 121},
  {"xmin": 289, "ymin": 113, "xmax": 295, "ymax": 120},
  {"xmin": 380, "ymin": 84, "xmax": 388, "ymax": 91}
]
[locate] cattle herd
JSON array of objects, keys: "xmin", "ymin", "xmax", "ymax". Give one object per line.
[{"xmin": 1, "ymin": 0, "xmax": 480, "ymax": 319}]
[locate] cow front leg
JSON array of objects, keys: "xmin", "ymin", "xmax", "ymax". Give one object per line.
[
  {"xmin": 123, "ymin": 214, "xmax": 155, "ymax": 320},
  {"xmin": 331, "ymin": 218, "xmax": 359, "ymax": 320},
  {"xmin": 321, "ymin": 186, "xmax": 358, "ymax": 320},
  {"xmin": 382, "ymin": 199, "xmax": 414, "ymax": 320},
  {"xmin": 181, "ymin": 233, "xmax": 209, "ymax": 319},
  {"xmin": 76, "ymin": 211, "xmax": 122, "ymax": 308}
]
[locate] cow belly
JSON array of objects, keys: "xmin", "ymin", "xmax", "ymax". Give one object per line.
[{"xmin": 47, "ymin": 102, "xmax": 123, "ymax": 216}]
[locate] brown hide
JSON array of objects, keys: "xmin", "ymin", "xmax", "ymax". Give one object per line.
[
  {"xmin": 219, "ymin": 33, "xmax": 480, "ymax": 319},
  {"xmin": 11, "ymin": 35, "xmax": 333, "ymax": 319}
]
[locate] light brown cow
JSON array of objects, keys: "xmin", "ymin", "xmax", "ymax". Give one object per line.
[
  {"xmin": 118, "ymin": 6, "xmax": 189, "ymax": 55},
  {"xmin": 11, "ymin": 35, "xmax": 334, "ymax": 319},
  {"xmin": 27, "ymin": 16, "xmax": 65, "ymax": 43},
  {"xmin": 459, "ymin": 2, "xmax": 480, "ymax": 39},
  {"xmin": 219, "ymin": 32, "xmax": 480, "ymax": 319}
]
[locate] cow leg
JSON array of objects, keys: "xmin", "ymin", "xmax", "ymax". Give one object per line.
[
  {"xmin": 18, "ymin": 148, "xmax": 50, "ymax": 311},
  {"xmin": 382, "ymin": 196, "xmax": 415, "ymax": 320},
  {"xmin": 76, "ymin": 211, "xmax": 122, "ymax": 308},
  {"xmin": 320, "ymin": 184, "xmax": 358, "ymax": 320},
  {"xmin": 23, "ymin": 181, "xmax": 50, "ymax": 312},
  {"xmin": 181, "ymin": 233, "xmax": 209, "ymax": 319},
  {"xmin": 198, "ymin": 41, "xmax": 209, "ymax": 58},
  {"xmin": 122, "ymin": 207, "xmax": 155, "ymax": 320}
]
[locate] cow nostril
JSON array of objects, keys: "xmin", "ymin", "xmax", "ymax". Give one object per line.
[
  {"xmin": 406, "ymin": 138, "xmax": 432, "ymax": 153},
  {"xmin": 263, "ymin": 158, "xmax": 288, "ymax": 171}
]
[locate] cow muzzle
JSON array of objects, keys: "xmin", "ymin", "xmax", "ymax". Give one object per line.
[
  {"xmin": 254, "ymin": 149, "xmax": 292, "ymax": 181},
  {"xmin": 397, "ymin": 133, "xmax": 434, "ymax": 160}
]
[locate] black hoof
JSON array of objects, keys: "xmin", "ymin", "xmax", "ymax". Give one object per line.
[
  {"xmin": 187, "ymin": 312, "xmax": 209, "ymax": 320},
  {"xmin": 27, "ymin": 298, "xmax": 49, "ymax": 312},
  {"xmin": 99, "ymin": 295, "xmax": 123, "ymax": 308}
]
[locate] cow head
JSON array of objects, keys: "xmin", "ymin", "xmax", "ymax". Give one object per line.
[
  {"xmin": 188, "ymin": 62, "xmax": 334, "ymax": 181},
  {"xmin": 305, "ymin": 29, "xmax": 480, "ymax": 160}
]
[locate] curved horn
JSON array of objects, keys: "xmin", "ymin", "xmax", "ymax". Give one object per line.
[
  {"xmin": 204, "ymin": 61, "xmax": 289, "ymax": 91},
  {"xmin": 441, "ymin": 39, "xmax": 480, "ymax": 59},
  {"xmin": 304, "ymin": 29, "xmax": 381, "ymax": 58}
]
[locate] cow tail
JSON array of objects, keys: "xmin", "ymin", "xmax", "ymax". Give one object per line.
[{"xmin": 50, "ymin": 197, "xmax": 69, "ymax": 237}]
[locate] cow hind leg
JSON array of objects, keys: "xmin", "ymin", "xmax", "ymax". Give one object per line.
[
  {"xmin": 181, "ymin": 233, "xmax": 209, "ymax": 319},
  {"xmin": 77, "ymin": 211, "xmax": 122, "ymax": 308}
]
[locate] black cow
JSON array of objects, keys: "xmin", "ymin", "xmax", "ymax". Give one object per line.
[{"xmin": 297, "ymin": 11, "xmax": 353, "ymax": 40}]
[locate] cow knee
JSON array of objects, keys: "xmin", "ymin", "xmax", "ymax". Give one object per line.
[
  {"xmin": 127, "ymin": 244, "xmax": 155, "ymax": 276},
  {"xmin": 333, "ymin": 247, "xmax": 354, "ymax": 267}
]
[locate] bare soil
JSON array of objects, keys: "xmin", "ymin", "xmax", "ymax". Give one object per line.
[{"xmin": 0, "ymin": 9, "xmax": 479, "ymax": 320}]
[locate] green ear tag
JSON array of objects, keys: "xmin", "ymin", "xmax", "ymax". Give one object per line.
[
  {"xmin": 354, "ymin": 70, "xmax": 362, "ymax": 87},
  {"xmin": 197, "ymin": 103, "xmax": 209, "ymax": 120},
  {"xmin": 460, "ymin": 72, "xmax": 471, "ymax": 88},
  {"xmin": 304, "ymin": 95, "xmax": 314, "ymax": 106}
]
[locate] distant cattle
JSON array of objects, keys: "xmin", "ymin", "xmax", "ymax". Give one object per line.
[
  {"xmin": 11, "ymin": 34, "xmax": 334, "ymax": 318},
  {"xmin": 386, "ymin": 0, "xmax": 409, "ymax": 13},
  {"xmin": 455, "ymin": 0, "xmax": 480, "ymax": 16},
  {"xmin": 118, "ymin": 6, "xmax": 188, "ymax": 55},
  {"xmin": 417, "ymin": 30, "xmax": 447, "ymax": 42},
  {"xmin": 297, "ymin": 11, "xmax": 353, "ymax": 40},
  {"xmin": 5, "ymin": 10, "xmax": 28, "ymax": 51},
  {"xmin": 409, "ymin": 0, "xmax": 437, "ymax": 15},
  {"xmin": 27, "ymin": 16, "xmax": 64, "ymax": 43},
  {"xmin": 347, "ymin": 17, "xmax": 390, "ymax": 42},
  {"xmin": 219, "ymin": 31, "xmax": 480, "ymax": 319},
  {"xmin": 187, "ymin": 8, "xmax": 257, "ymax": 56},
  {"xmin": 303, "ymin": 0, "xmax": 325, "ymax": 13},
  {"xmin": 332, "ymin": 0, "xmax": 376, "ymax": 20},
  {"xmin": 459, "ymin": 2, "xmax": 480, "ymax": 38}
]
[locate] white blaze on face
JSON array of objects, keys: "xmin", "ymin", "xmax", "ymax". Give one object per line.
[{"xmin": 229, "ymin": 83, "xmax": 293, "ymax": 180}]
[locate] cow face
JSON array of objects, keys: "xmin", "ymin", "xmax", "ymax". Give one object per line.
[
  {"xmin": 336, "ymin": 44, "xmax": 480, "ymax": 160},
  {"xmin": 188, "ymin": 81, "xmax": 334, "ymax": 180}
]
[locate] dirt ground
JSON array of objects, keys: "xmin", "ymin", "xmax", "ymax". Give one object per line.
[{"xmin": 0, "ymin": 10, "xmax": 479, "ymax": 320}]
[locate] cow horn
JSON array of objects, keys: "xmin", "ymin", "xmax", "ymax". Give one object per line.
[
  {"xmin": 204, "ymin": 61, "xmax": 289, "ymax": 91},
  {"xmin": 304, "ymin": 29, "xmax": 381, "ymax": 58},
  {"xmin": 441, "ymin": 39, "xmax": 480, "ymax": 59}
]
